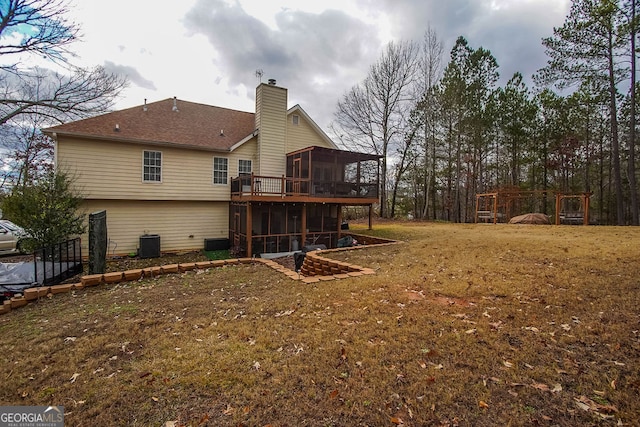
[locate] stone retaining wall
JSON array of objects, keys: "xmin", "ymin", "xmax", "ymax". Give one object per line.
[{"xmin": 0, "ymin": 234, "xmax": 399, "ymax": 316}]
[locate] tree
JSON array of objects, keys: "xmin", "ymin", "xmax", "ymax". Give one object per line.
[
  {"xmin": 0, "ymin": 0, "xmax": 127, "ymax": 191},
  {"xmin": 0, "ymin": 0, "xmax": 79, "ymax": 63},
  {"xmin": 620, "ymin": 0, "xmax": 639, "ymax": 224},
  {"xmin": 537, "ymin": 0, "xmax": 627, "ymax": 224},
  {"xmin": 435, "ymin": 37, "xmax": 499, "ymax": 222},
  {"xmin": 494, "ymin": 73, "xmax": 538, "ymax": 187},
  {"xmin": 1, "ymin": 65, "xmax": 128, "ymax": 126},
  {"xmin": 1, "ymin": 170, "xmax": 85, "ymax": 250},
  {"xmin": 629, "ymin": 0, "xmax": 638, "ymax": 224},
  {"xmin": 461, "ymin": 43, "xmax": 499, "ymax": 220},
  {"xmin": 416, "ymin": 27, "xmax": 444, "ymax": 219},
  {"xmin": 1, "ymin": 112, "xmax": 54, "ymax": 188},
  {"xmin": 334, "ymin": 40, "xmax": 419, "ymax": 218}
]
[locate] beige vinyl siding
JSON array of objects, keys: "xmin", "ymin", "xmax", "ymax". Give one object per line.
[
  {"xmin": 57, "ymin": 137, "xmax": 257, "ymax": 201},
  {"xmin": 80, "ymin": 200, "xmax": 229, "ymax": 256},
  {"xmin": 254, "ymin": 92, "xmax": 262, "ymax": 175},
  {"xmin": 286, "ymin": 112, "xmax": 335, "ymax": 153},
  {"xmin": 229, "ymin": 138, "xmax": 257, "ymax": 178},
  {"xmin": 256, "ymin": 84, "xmax": 287, "ymax": 176}
]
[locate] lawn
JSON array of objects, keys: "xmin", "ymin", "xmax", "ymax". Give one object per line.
[{"xmin": 1, "ymin": 222, "xmax": 639, "ymax": 426}]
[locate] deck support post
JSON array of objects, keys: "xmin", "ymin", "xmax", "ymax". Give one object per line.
[{"xmin": 247, "ymin": 202, "xmax": 253, "ymax": 256}]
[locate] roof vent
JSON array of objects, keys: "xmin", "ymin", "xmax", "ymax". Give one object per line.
[
  {"xmin": 143, "ymin": 98, "xmax": 148, "ymax": 112},
  {"xmin": 220, "ymin": 129, "xmax": 224, "ymax": 136},
  {"xmin": 267, "ymin": 78, "xmax": 276, "ymax": 85},
  {"xmin": 114, "ymin": 123, "xmax": 120, "ymax": 132},
  {"xmin": 172, "ymin": 96, "xmax": 179, "ymax": 112}
]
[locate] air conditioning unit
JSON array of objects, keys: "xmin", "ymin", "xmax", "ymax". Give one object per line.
[
  {"xmin": 204, "ymin": 238, "xmax": 230, "ymax": 251},
  {"xmin": 139, "ymin": 235, "xmax": 160, "ymax": 259}
]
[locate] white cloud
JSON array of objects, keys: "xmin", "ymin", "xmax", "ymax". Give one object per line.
[{"xmin": 57, "ymin": 0, "xmax": 570, "ymax": 129}]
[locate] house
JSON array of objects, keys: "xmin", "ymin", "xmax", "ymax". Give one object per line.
[{"xmin": 43, "ymin": 81, "xmax": 381, "ymax": 257}]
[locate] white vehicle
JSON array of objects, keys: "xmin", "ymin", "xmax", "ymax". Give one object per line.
[{"xmin": 0, "ymin": 220, "xmax": 28, "ymax": 254}]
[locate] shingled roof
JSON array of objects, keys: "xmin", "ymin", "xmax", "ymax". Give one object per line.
[{"xmin": 43, "ymin": 98, "xmax": 257, "ymax": 151}]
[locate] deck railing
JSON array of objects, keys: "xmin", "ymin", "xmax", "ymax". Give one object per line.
[{"xmin": 231, "ymin": 174, "xmax": 378, "ymax": 199}]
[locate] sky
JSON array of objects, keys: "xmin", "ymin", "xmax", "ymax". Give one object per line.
[{"xmin": 63, "ymin": 0, "xmax": 571, "ymax": 131}]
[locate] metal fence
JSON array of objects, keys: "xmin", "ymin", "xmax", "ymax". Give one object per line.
[{"xmin": 33, "ymin": 238, "xmax": 83, "ymax": 286}]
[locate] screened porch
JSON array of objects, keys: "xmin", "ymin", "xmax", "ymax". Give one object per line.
[{"xmin": 231, "ymin": 146, "xmax": 381, "ymax": 202}]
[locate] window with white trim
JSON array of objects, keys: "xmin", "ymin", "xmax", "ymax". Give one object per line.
[
  {"xmin": 238, "ymin": 159, "xmax": 252, "ymax": 175},
  {"xmin": 213, "ymin": 157, "xmax": 228, "ymax": 184},
  {"xmin": 143, "ymin": 150, "xmax": 162, "ymax": 182}
]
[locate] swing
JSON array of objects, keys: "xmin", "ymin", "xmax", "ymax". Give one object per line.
[{"xmin": 559, "ymin": 196, "xmax": 585, "ymax": 225}]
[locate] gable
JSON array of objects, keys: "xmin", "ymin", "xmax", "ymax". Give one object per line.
[{"xmin": 286, "ymin": 105, "xmax": 337, "ymax": 153}]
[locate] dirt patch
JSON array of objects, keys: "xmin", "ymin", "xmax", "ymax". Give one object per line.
[
  {"xmin": 103, "ymin": 251, "xmax": 209, "ymax": 273},
  {"xmin": 271, "ymin": 255, "xmax": 295, "ymax": 270}
]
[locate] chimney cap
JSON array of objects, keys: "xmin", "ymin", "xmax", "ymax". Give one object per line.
[{"xmin": 267, "ymin": 78, "xmax": 276, "ymax": 85}]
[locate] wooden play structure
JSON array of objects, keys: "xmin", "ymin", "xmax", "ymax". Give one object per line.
[{"xmin": 475, "ymin": 188, "xmax": 591, "ymax": 225}]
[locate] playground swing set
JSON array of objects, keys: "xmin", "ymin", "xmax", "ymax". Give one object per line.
[{"xmin": 475, "ymin": 189, "xmax": 591, "ymax": 225}]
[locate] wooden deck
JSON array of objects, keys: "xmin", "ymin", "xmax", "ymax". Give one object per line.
[{"xmin": 231, "ymin": 174, "xmax": 379, "ymax": 205}]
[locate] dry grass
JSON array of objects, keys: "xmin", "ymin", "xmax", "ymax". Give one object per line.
[{"xmin": 1, "ymin": 222, "xmax": 639, "ymax": 426}]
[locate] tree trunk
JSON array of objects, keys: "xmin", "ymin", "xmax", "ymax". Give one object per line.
[
  {"xmin": 608, "ymin": 27, "xmax": 625, "ymax": 225},
  {"xmin": 629, "ymin": 0, "xmax": 639, "ymax": 224}
]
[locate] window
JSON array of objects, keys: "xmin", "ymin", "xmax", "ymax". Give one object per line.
[
  {"xmin": 238, "ymin": 159, "xmax": 252, "ymax": 175},
  {"xmin": 143, "ymin": 150, "xmax": 162, "ymax": 182},
  {"xmin": 213, "ymin": 157, "xmax": 228, "ymax": 184},
  {"xmin": 292, "ymin": 114, "xmax": 299, "ymax": 125}
]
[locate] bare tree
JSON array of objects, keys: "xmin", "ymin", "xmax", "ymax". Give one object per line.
[
  {"xmin": 417, "ymin": 27, "xmax": 444, "ymax": 219},
  {"xmin": 1, "ymin": 65, "xmax": 127, "ymax": 125},
  {"xmin": 1, "ymin": 111, "xmax": 54, "ymax": 188},
  {"xmin": 334, "ymin": 40, "xmax": 419, "ymax": 218},
  {"xmin": 0, "ymin": 0, "xmax": 127, "ymax": 190},
  {"xmin": 0, "ymin": 0, "xmax": 80, "ymax": 63}
]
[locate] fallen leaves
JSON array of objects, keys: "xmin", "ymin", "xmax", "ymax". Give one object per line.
[
  {"xmin": 531, "ymin": 383, "xmax": 549, "ymax": 392},
  {"xmin": 574, "ymin": 395, "xmax": 618, "ymax": 419},
  {"xmin": 274, "ymin": 308, "xmax": 295, "ymax": 317},
  {"xmin": 489, "ymin": 321, "xmax": 503, "ymax": 330}
]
